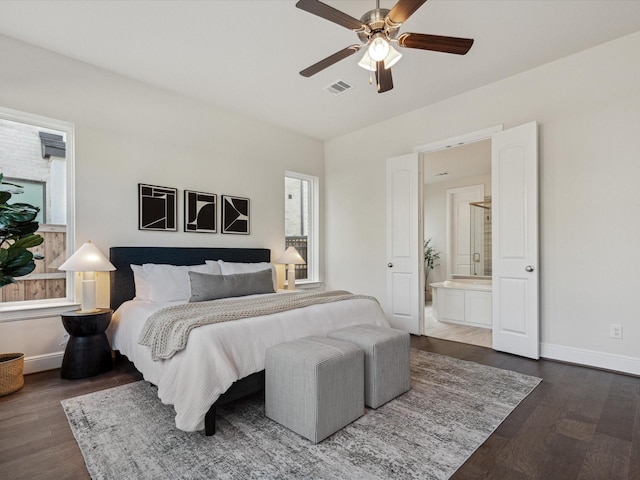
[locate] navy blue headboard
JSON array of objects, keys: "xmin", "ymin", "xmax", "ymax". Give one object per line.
[{"xmin": 109, "ymin": 246, "xmax": 271, "ymax": 310}]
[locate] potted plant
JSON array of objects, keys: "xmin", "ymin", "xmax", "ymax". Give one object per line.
[
  {"xmin": 0, "ymin": 173, "xmax": 43, "ymax": 396},
  {"xmin": 424, "ymin": 238, "xmax": 440, "ymax": 301}
]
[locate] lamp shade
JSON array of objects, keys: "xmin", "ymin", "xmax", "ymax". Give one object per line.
[
  {"xmin": 358, "ymin": 50, "xmax": 376, "ymax": 72},
  {"xmin": 358, "ymin": 45, "xmax": 403, "ymax": 72},
  {"xmin": 368, "ymin": 33, "xmax": 390, "ymax": 62},
  {"xmin": 59, "ymin": 241, "xmax": 115, "ymax": 272},
  {"xmin": 383, "ymin": 45, "xmax": 403, "ymax": 69},
  {"xmin": 276, "ymin": 246, "xmax": 306, "ymax": 265}
]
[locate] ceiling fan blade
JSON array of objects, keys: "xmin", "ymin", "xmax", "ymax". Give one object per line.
[
  {"xmin": 397, "ymin": 33, "xmax": 474, "ymax": 55},
  {"xmin": 300, "ymin": 45, "xmax": 361, "ymax": 77},
  {"xmin": 296, "ymin": 0, "xmax": 365, "ymax": 31},
  {"xmin": 375, "ymin": 62, "xmax": 394, "ymax": 93},
  {"xmin": 387, "ymin": 0, "xmax": 428, "ymax": 26}
]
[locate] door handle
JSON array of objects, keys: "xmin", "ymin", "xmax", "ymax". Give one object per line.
[
  {"xmin": 387, "ymin": 263, "xmax": 393, "ymax": 268},
  {"xmin": 525, "ymin": 265, "xmax": 534, "ymax": 272}
]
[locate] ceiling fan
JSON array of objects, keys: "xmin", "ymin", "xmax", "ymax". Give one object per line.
[{"xmin": 296, "ymin": 0, "xmax": 474, "ymax": 93}]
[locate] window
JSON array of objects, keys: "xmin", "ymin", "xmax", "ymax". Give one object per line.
[
  {"xmin": 284, "ymin": 171, "xmax": 318, "ymax": 283},
  {"xmin": 0, "ymin": 106, "xmax": 75, "ymax": 310}
]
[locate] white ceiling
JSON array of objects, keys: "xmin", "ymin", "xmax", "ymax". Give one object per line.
[{"xmin": 1, "ymin": 0, "xmax": 640, "ymax": 140}]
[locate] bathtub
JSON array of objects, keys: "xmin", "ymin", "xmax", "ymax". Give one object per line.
[{"xmin": 429, "ymin": 277, "xmax": 492, "ymax": 328}]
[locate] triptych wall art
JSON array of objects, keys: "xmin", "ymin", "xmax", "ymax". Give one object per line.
[
  {"xmin": 138, "ymin": 184, "xmax": 177, "ymax": 231},
  {"xmin": 138, "ymin": 184, "xmax": 249, "ymax": 234},
  {"xmin": 185, "ymin": 190, "xmax": 217, "ymax": 233},
  {"xmin": 222, "ymin": 195, "xmax": 250, "ymax": 235}
]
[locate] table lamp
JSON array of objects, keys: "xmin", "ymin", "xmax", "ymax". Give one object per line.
[
  {"xmin": 59, "ymin": 241, "xmax": 115, "ymax": 312},
  {"xmin": 276, "ymin": 246, "xmax": 306, "ymax": 291}
]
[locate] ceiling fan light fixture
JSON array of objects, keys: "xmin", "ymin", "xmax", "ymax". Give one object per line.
[
  {"xmin": 368, "ymin": 33, "xmax": 390, "ymax": 61},
  {"xmin": 296, "ymin": 0, "xmax": 474, "ymax": 94},
  {"xmin": 383, "ymin": 45, "xmax": 402, "ymax": 69},
  {"xmin": 358, "ymin": 50, "xmax": 376, "ymax": 71},
  {"xmin": 359, "ymin": 44, "xmax": 402, "ymax": 72}
]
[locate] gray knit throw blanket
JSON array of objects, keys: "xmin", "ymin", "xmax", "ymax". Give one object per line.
[{"xmin": 138, "ymin": 290, "xmax": 377, "ymax": 360}]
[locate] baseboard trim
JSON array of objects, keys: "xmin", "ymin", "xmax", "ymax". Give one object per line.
[
  {"xmin": 22, "ymin": 344, "xmax": 640, "ymax": 376},
  {"xmin": 540, "ymin": 342, "xmax": 640, "ymax": 376},
  {"xmin": 24, "ymin": 351, "xmax": 64, "ymax": 374}
]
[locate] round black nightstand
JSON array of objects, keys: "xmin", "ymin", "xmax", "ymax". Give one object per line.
[{"xmin": 60, "ymin": 308, "xmax": 113, "ymax": 379}]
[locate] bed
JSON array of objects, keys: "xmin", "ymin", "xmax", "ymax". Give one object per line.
[{"xmin": 108, "ymin": 246, "xmax": 390, "ymax": 435}]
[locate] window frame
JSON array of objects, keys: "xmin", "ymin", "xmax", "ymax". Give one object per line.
[
  {"xmin": 0, "ymin": 106, "xmax": 76, "ymax": 321},
  {"xmin": 284, "ymin": 171, "xmax": 319, "ymax": 285}
]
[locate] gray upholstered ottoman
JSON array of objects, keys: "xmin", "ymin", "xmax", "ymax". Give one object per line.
[
  {"xmin": 328, "ymin": 324, "xmax": 410, "ymax": 408},
  {"xmin": 265, "ymin": 336, "xmax": 364, "ymax": 443}
]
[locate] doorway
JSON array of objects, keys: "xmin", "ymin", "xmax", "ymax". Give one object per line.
[
  {"xmin": 387, "ymin": 122, "xmax": 538, "ymax": 358},
  {"xmin": 422, "ymin": 139, "xmax": 493, "ymax": 348}
]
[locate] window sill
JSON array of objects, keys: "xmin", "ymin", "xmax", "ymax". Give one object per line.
[
  {"xmin": 0, "ymin": 300, "xmax": 79, "ymax": 323},
  {"xmin": 285, "ymin": 281, "xmax": 324, "ymax": 291}
]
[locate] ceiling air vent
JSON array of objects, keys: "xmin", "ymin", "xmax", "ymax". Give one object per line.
[{"xmin": 324, "ymin": 80, "xmax": 353, "ymax": 96}]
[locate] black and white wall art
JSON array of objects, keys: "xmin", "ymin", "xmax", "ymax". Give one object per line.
[
  {"xmin": 138, "ymin": 184, "xmax": 177, "ymax": 231},
  {"xmin": 222, "ymin": 195, "xmax": 250, "ymax": 234},
  {"xmin": 184, "ymin": 190, "xmax": 217, "ymax": 233}
]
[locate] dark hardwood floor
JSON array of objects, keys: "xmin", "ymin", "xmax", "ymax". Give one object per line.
[
  {"xmin": 1, "ymin": 338, "xmax": 638, "ymax": 479},
  {"xmin": 0, "ymin": 356, "xmax": 142, "ymax": 480}
]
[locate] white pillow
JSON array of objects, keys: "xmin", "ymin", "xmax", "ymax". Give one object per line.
[
  {"xmin": 131, "ymin": 264, "xmax": 151, "ymax": 301},
  {"xmin": 203, "ymin": 260, "xmax": 223, "ymax": 275},
  {"xmin": 143, "ymin": 263, "xmax": 218, "ymax": 302},
  {"xmin": 217, "ymin": 260, "xmax": 277, "ymax": 291}
]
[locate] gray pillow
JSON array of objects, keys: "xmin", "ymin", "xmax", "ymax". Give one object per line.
[{"xmin": 188, "ymin": 269, "xmax": 275, "ymax": 302}]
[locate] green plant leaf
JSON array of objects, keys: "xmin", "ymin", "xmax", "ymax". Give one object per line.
[
  {"xmin": 0, "ymin": 221, "xmax": 39, "ymax": 237},
  {"xmin": 0, "ymin": 174, "xmax": 42, "ymax": 286},
  {"xmin": 0, "ymin": 274, "xmax": 17, "ymax": 287},
  {"xmin": 4, "ymin": 249, "xmax": 33, "ymax": 268},
  {"xmin": 0, "ymin": 203, "xmax": 39, "ymax": 223},
  {"xmin": 4, "ymin": 262, "xmax": 36, "ymax": 278},
  {"xmin": 13, "ymin": 234, "xmax": 44, "ymax": 249}
]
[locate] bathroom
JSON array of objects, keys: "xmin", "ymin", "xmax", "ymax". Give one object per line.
[{"xmin": 422, "ymin": 139, "xmax": 493, "ymax": 348}]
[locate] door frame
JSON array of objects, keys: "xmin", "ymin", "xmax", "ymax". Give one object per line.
[
  {"xmin": 414, "ymin": 126, "xmax": 503, "ymax": 342},
  {"xmin": 414, "ymin": 126, "xmax": 504, "ymax": 155},
  {"xmin": 446, "ymin": 184, "xmax": 485, "ymax": 278}
]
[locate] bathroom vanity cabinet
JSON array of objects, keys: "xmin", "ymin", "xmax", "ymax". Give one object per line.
[{"xmin": 430, "ymin": 281, "xmax": 492, "ymax": 328}]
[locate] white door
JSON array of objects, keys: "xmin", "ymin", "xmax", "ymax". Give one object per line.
[
  {"xmin": 446, "ymin": 185, "xmax": 484, "ymax": 276},
  {"xmin": 386, "ymin": 153, "xmax": 423, "ymax": 334},
  {"xmin": 492, "ymin": 122, "xmax": 539, "ymax": 359}
]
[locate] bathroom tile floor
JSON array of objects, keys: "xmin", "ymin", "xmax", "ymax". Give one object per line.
[{"xmin": 424, "ymin": 302, "xmax": 493, "ymax": 349}]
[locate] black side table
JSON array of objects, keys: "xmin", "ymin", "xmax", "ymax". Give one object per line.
[{"xmin": 61, "ymin": 308, "xmax": 113, "ymax": 379}]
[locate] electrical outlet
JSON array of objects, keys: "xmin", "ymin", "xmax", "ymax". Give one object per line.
[{"xmin": 610, "ymin": 324, "xmax": 623, "ymax": 339}]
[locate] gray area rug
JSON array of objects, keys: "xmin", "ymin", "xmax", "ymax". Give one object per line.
[{"xmin": 62, "ymin": 350, "xmax": 541, "ymax": 479}]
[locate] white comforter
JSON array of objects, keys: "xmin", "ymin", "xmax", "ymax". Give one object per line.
[{"xmin": 109, "ymin": 293, "xmax": 390, "ymax": 432}]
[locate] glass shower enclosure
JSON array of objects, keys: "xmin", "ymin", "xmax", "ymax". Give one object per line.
[{"xmin": 469, "ymin": 198, "xmax": 492, "ymax": 277}]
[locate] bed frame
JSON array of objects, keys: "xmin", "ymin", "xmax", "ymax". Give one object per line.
[{"xmin": 109, "ymin": 246, "xmax": 271, "ymax": 436}]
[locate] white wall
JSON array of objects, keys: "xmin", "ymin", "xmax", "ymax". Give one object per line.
[
  {"xmin": 0, "ymin": 34, "xmax": 324, "ymax": 372},
  {"xmin": 325, "ymin": 31, "xmax": 640, "ymax": 374}
]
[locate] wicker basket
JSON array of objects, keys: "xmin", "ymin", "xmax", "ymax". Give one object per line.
[{"xmin": 0, "ymin": 353, "xmax": 25, "ymax": 396}]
